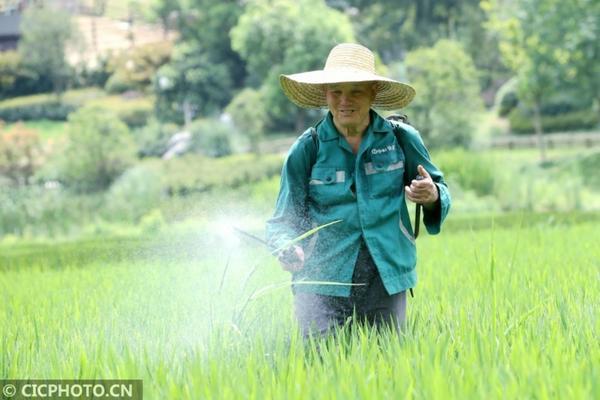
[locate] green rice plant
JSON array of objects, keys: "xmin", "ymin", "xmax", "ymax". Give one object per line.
[{"xmin": 0, "ymin": 215, "xmax": 598, "ymax": 399}]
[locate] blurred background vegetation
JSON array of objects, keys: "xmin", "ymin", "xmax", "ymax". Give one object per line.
[{"xmin": 0, "ymin": 0, "xmax": 598, "ymax": 241}]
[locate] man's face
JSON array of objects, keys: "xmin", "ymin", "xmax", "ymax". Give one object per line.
[{"xmin": 325, "ymin": 82, "xmax": 376, "ymax": 131}]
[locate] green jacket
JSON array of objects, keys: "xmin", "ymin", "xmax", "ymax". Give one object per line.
[{"xmin": 266, "ymin": 110, "xmax": 451, "ymax": 297}]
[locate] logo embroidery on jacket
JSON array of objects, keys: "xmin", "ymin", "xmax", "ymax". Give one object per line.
[{"xmin": 371, "ymin": 144, "xmax": 396, "ymax": 155}]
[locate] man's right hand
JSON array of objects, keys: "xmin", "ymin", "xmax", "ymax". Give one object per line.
[{"xmin": 277, "ymin": 245, "xmax": 305, "ymax": 272}]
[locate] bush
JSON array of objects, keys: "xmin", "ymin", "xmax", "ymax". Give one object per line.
[
  {"xmin": 508, "ymin": 108, "xmax": 599, "ymax": 134},
  {"xmin": 105, "ymin": 164, "xmax": 164, "ymax": 222},
  {"xmin": 56, "ymin": 106, "xmax": 136, "ymax": 192},
  {"xmin": 134, "ymin": 118, "xmax": 179, "ymax": 158},
  {"xmin": 86, "ymin": 95, "xmax": 154, "ymax": 128},
  {"xmin": 0, "ymin": 51, "xmax": 21, "ymax": 98},
  {"xmin": 498, "ymin": 91, "xmax": 519, "ymax": 117},
  {"xmin": 0, "ymin": 185, "xmax": 103, "ymax": 237},
  {"xmin": 105, "ymin": 42, "xmax": 172, "ymax": 94},
  {"xmin": 404, "ymin": 39, "xmax": 483, "ymax": 148},
  {"xmin": 189, "ymin": 118, "xmax": 234, "ymax": 157},
  {"xmin": 0, "ymin": 88, "xmax": 106, "ymax": 122},
  {"xmin": 104, "ymin": 73, "xmax": 135, "ymax": 94},
  {"xmin": 157, "ymin": 153, "xmax": 283, "ymax": 196},
  {"xmin": 225, "ymin": 88, "xmax": 267, "ymax": 153},
  {"xmin": 0, "ymin": 122, "xmax": 43, "ymax": 185},
  {"xmin": 0, "ymin": 101, "xmax": 76, "ymax": 122},
  {"xmin": 434, "ymin": 149, "xmax": 495, "ymax": 196}
]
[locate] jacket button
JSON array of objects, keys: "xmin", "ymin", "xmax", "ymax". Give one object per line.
[{"xmin": 326, "ymin": 176, "xmax": 333, "ymax": 182}]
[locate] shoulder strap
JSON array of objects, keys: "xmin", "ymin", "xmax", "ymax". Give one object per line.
[
  {"xmin": 309, "ymin": 127, "xmax": 319, "ymax": 167},
  {"xmin": 387, "ymin": 115, "xmax": 422, "ymax": 241},
  {"xmin": 387, "ymin": 115, "xmax": 410, "ymax": 185}
]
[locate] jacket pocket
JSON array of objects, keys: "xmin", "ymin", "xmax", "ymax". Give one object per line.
[
  {"xmin": 365, "ymin": 152, "xmax": 404, "ymax": 198},
  {"xmin": 309, "ymin": 167, "xmax": 347, "ymax": 206}
]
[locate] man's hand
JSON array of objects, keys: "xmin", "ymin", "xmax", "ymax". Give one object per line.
[
  {"xmin": 404, "ymin": 165, "xmax": 439, "ymax": 209},
  {"xmin": 277, "ymin": 245, "xmax": 305, "ymax": 272}
]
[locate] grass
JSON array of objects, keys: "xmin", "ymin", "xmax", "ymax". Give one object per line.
[
  {"xmin": 3, "ymin": 120, "xmax": 67, "ymax": 140},
  {"xmin": 0, "ymin": 213, "xmax": 598, "ymax": 399}
]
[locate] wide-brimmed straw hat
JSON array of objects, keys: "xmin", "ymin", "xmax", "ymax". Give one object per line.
[{"xmin": 280, "ymin": 43, "xmax": 415, "ymax": 110}]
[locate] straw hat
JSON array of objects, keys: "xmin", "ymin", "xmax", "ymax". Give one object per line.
[{"xmin": 280, "ymin": 43, "xmax": 415, "ymax": 110}]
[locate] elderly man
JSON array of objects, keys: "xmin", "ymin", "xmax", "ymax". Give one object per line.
[{"xmin": 266, "ymin": 43, "xmax": 451, "ymax": 338}]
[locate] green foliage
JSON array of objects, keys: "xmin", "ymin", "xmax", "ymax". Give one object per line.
[
  {"xmin": 577, "ymin": 151, "xmax": 600, "ymax": 188},
  {"xmin": 404, "ymin": 39, "xmax": 483, "ymax": 148},
  {"xmin": 56, "ymin": 106, "xmax": 135, "ymax": 192},
  {"xmin": 434, "ymin": 148, "xmax": 495, "ymax": 196},
  {"xmin": 105, "ymin": 164, "xmax": 164, "ymax": 222},
  {"xmin": 134, "ymin": 118, "xmax": 179, "ymax": 158},
  {"xmin": 0, "ymin": 216, "xmax": 598, "ymax": 398},
  {"xmin": 153, "ymin": 0, "xmax": 246, "ymax": 122},
  {"xmin": 0, "ymin": 101, "xmax": 76, "ymax": 122},
  {"xmin": 4, "ymin": 120, "xmax": 67, "ymax": 140},
  {"xmin": 105, "ymin": 42, "xmax": 172, "ymax": 94},
  {"xmin": 154, "ymin": 42, "xmax": 233, "ymax": 124},
  {"xmin": 498, "ymin": 91, "xmax": 519, "ymax": 117},
  {"xmin": 104, "ymin": 73, "xmax": 134, "ymax": 94},
  {"xmin": 508, "ymin": 108, "xmax": 599, "ymax": 134},
  {"xmin": 0, "ymin": 88, "xmax": 152, "ymax": 127},
  {"xmin": 139, "ymin": 208, "xmax": 166, "ymax": 234},
  {"xmin": 0, "ymin": 186, "xmax": 102, "ymax": 237},
  {"xmin": 18, "ymin": 5, "xmax": 75, "ymax": 97},
  {"xmin": 87, "ymin": 95, "xmax": 154, "ymax": 128},
  {"xmin": 0, "ymin": 51, "xmax": 21, "ymax": 98},
  {"xmin": 174, "ymin": 0, "xmax": 246, "ymax": 88},
  {"xmin": 155, "ymin": 153, "xmax": 283, "ymax": 195},
  {"xmin": 231, "ymin": 0, "xmax": 354, "ymax": 130},
  {"xmin": 188, "ymin": 118, "xmax": 234, "ymax": 158},
  {"xmin": 483, "ymin": 0, "xmax": 599, "ymax": 155},
  {"xmin": 225, "ymin": 89, "xmax": 267, "ymax": 153}
]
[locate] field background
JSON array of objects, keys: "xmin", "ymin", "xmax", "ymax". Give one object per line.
[{"xmin": 1, "ymin": 212, "xmax": 598, "ymax": 399}]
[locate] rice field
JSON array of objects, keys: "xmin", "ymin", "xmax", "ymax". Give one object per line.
[{"xmin": 0, "ymin": 213, "xmax": 598, "ymax": 399}]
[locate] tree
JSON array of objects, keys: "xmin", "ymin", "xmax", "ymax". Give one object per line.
[
  {"xmin": 18, "ymin": 5, "xmax": 75, "ymax": 98},
  {"xmin": 225, "ymin": 88, "xmax": 268, "ymax": 153},
  {"xmin": 152, "ymin": 0, "xmax": 247, "ymax": 122},
  {"xmin": 175, "ymin": 0, "xmax": 247, "ymax": 88},
  {"xmin": 231, "ymin": 0, "xmax": 355, "ymax": 130},
  {"xmin": 482, "ymin": 0, "xmax": 595, "ymax": 160},
  {"xmin": 58, "ymin": 107, "xmax": 135, "ymax": 192},
  {"xmin": 553, "ymin": 0, "xmax": 600, "ymax": 123},
  {"xmin": 150, "ymin": 0, "xmax": 179, "ymax": 38},
  {"xmin": 105, "ymin": 42, "xmax": 172, "ymax": 94},
  {"xmin": 154, "ymin": 42, "xmax": 233, "ymax": 125},
  {"xmin": 0, "ymin": 52, "xmax": 20, "ymax": 98},
  {"xmin": 328, "ymin": 0, "xmax": 507, "ymax": 97},
  {"xmin": 404, "ymin": 39, "xmax": 483, "ymax": 148}
]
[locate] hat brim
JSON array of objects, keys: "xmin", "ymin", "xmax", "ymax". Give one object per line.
[{"xmin": 280, "ymin": 69, "xmax": 416, "ymax": 110}]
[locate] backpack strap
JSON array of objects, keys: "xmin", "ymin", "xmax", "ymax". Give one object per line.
[
  {"xmin": 309, "ymin": 127, "xmax": 319, "ymax": 167},
  {"xmin": 387, "ymin": 116, "xmax": 422, "ymax": 241}
]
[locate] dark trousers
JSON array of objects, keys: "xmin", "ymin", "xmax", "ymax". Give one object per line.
[{"xmin": 294, "ymin": 241, "xmax": 407, "ymax": 338}]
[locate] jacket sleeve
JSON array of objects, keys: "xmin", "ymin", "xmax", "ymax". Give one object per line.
[
  {"xmin": 265, "ymin": 132, "xmax": 314, "ymax": 251},
  {"xmin": 398, "ymin": 124, "xmax": 451, "ymax": 235}
]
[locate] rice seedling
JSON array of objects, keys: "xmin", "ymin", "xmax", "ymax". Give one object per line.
[{"xmin": 0, "ymin": 214, "xmax": 598, "ymax": 399}]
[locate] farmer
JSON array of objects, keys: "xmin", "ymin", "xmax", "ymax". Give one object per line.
[{"xmin": 266, "ymin": 43, "xmax": 451, "ymax": 338}]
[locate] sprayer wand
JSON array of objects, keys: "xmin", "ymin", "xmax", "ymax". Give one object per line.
[
  {"xmin": 414, "ymin": 174, "xmax": 424, "ymax": 238},
  {"xmin": 232, "ymin": 220, "xmax": 342, "ymax": 265}
]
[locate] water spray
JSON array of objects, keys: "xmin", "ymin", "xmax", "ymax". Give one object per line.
[{"xmin": 232, "ymin": 221, "xmax": 342, "ymax": 264}]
